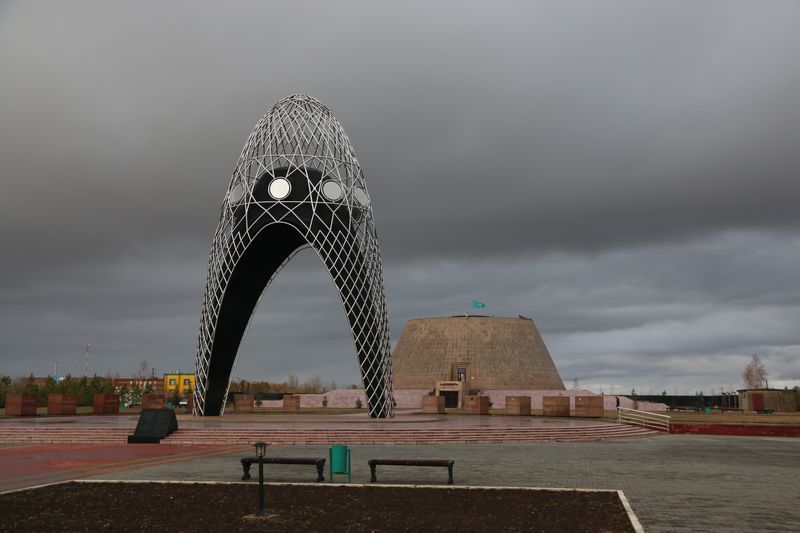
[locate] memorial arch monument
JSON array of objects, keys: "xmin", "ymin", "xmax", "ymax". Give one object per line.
[{"xmin": 193, "ymin": 94, "xmax": 394, "ymax": 418}]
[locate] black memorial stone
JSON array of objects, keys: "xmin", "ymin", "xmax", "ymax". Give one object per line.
[{"xmin": 127, "ymin": 408, "xmax": 178, "ymax": 444}]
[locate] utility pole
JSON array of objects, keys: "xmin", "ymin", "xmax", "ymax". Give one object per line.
[{"xmin": 84, "ymin": 344, "xmax": 90, "ymax": 376}]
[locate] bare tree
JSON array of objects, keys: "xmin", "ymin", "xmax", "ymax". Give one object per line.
[
  {"xmin": 307, "ymin": 375, "xmax": 323, "ymax": 394},
  {"xmin": 742, "ymin": 354, "xmax": 767, "ymax": 389},
  {"xmin": 137, "ymin": 359, "xmax": 149, "ymax": 378}
]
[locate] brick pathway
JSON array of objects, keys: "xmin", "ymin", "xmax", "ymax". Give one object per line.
[
  {"xmin": 0, "ymin": 444, "xmax": 246, "ymax": 493},
  {"xmin": 82, "ymin": 434, "xmax": 800, "ymax": 532},
  {"xmin": 0, "ymin": 413, "xmax": 658, "ymax": 445}
]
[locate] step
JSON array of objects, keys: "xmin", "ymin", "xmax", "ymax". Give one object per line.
[{"xmin": 0, "ymin": 424, "xmax": 660, "ymax": 445}]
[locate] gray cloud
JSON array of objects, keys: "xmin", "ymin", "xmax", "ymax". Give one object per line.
[{"xmin": 1, "ymin": 1, "xmax": 798, "ymax": 394}]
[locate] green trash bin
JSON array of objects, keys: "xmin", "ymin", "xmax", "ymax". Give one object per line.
[
  {"xmin": 329, "ymin": 444, "xmax": 351, "ymax": 483},
  {"xmin": 704, "ymin": 407, "xmax": 711, "ymax": 415}
]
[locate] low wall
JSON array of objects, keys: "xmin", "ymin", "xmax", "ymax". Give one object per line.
[
  {"xmin": 241, "ymin": 389, "xmax": 667, "ymax": 413},
  {"xmin": 463, "ymin": 395, "xmax": 490, "ymax": 415},
  {"xmin": 234, "ymin": 394, "xmax": 254, "ymax": 412},
  {"xmin": 48, "ymin": 394, "xmax": 76, "ymax": 415},
  {"xmin": 421, "ymin": 395, "xmax": 445, "ymax": 414},
  {"xmin": 505, "ymin": 396, "xmax": 531, "ymax": 416},
  {"xmin": 283, "ymin": 395, "xmax": 301, "ymax": 412},
  {"xmin": 6, "ymin": 394, "xmax": 37, "ymax": 416},
  {"xmin": 93, "ymin": 394, "xmax": 120, "ymax": 415},
  {"xmin": 671, "ymin": 423, "xmax": 800, "ymax": 438},
  {"xmin": 254, "ymin": 389, "xmax": 430, "ymax": 409},
  {"xmin": 480, "ymin": 390, "xmax": 668, "ymax": 412},
  {"xmin": 543, "ymin": 396, "xmax": 570, "ymax": 416},
  {"xmin": 575, "ymin": 396, "xmax": 604, "ymax": 417},
  {"xmin": 142, "ymin": 394, "xmax": 165, "ymax": 409}
]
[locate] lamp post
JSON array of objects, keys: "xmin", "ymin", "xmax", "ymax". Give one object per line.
[{"xmin": 254, "ymin": 441, "xmax": 268, "ymax": 516}]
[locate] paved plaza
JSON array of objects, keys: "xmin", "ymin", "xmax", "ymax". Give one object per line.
[
  {"xmin": 0, "ymin": 412, "xmax": 614, "ymax": 429},
  {"xmin": 2, "ymin": 424, "xmax": 798, "ymax": 531},
  {"xmin": 77, "ymin": 434, "xmax": 799, "ymax": 532}
]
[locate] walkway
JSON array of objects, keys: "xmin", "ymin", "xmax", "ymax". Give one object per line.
[
  {"xmin": 0, "ymin": 443, "xmax": 244, "ymax": 493},
  {"xmin": 83, "ymin": 435, "xmax": 799, "ymax": 532},
  {"xmin": 1, "ymin": 434, "xmax": 798, "ymax": 531},
  {"xmin": 0, "ymin": 412, "xmax": 658, "ymax": 445}
]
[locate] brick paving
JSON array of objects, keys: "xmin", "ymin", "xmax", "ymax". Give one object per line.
[
  {"xmin": 0, "ymin": 413, "xmax": 658, "ymax": 445},
  {"xmin": 0, "ymin": 444, "xmax": 245, "ymax": 493},
  {"xmin": 84, "ymin": 434, "xmax": 800, "ymax": 532}
]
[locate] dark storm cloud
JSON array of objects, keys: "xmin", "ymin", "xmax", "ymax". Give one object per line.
[{"xmin": 0, "ymin": 1, "xmax": 798, "ymax": 393}]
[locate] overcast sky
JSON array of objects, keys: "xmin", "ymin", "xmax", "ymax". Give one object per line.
[{"xmin": 1, "ymin": 1, "xmax": 798, "ymax": 395}]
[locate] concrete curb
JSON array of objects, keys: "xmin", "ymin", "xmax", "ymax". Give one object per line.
[
  {"xmin": 618, "ymin": 489, "xmax": 645, "ymax": 533},
  {"xmin": 0, "ymin": 479, "xmax": 73, "ymax": 495}
]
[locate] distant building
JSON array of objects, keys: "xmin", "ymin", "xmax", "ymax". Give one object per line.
[
  {"xmin": 738, "ymin": 389, "xmax": 797, "ymax": 412},
  {"xmin": 164, "ymin": 372, "xmax": 195, "ymax": 399},
  {"xmin": 113, "ymin": 377, "xmax": 163, "ymax": 395},
  {"xmin": 392, "ymin": 315, "xmax": 565, "ymax": 407}
]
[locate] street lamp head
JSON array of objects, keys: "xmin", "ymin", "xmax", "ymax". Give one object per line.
[{"xmin": 254, "ymin": 441, "xmax": 267, "ymax": 458}]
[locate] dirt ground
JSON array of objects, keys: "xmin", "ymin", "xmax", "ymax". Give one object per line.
[{"xmin": 0, "ymin": 482, "xmax": 634, "ymax": 532}]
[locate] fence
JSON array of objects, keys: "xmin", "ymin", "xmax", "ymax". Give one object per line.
[{"xmin": 618, "ymin": 407, "xmax": 671, "ymax": 433}]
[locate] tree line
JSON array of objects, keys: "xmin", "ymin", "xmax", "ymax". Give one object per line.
[
  {"xmin": 0, "ymin": 374, "xmax": 116, "ymax": 408},
  {"xmin": 231, "ymin": 374, "xmax": 357, "ymax": 395}
]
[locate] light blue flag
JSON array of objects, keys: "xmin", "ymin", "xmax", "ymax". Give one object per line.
[{"xmin": 471, "ymin": 300, "xmax": 486, "ymax": 309}]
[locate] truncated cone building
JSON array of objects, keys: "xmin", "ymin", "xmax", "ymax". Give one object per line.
[
  {"xmin": 392, "ymin": 316, "xmax": 565, "ymax": 401},
  {"xmin": 193, "ymin": 94, "xmax": 394, "ymax": 417}
]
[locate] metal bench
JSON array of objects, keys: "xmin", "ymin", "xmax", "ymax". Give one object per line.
[
  {"xmin": 368, "ymin": 459, "xmax": 454, "ymax": 484},
  {"xmin": 241, "ymin": 457, "xmax": 326, "ymax": 482}
]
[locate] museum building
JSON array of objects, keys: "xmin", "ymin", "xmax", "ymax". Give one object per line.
[{"xmin": 391, "ymin": 315, "xmax": 566, "ymax": 407}]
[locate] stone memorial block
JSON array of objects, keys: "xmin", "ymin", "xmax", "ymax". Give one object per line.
[
  {"xmin": 5, "ymin": 394, "xmax": 37, "ymax": 416},
  {"xmin": 234, "ymin": 394, "xmax": 254, "ymax": 413},
  {"xmin": 575, "ymin": 396, "xmax": 604, "ymax": 417},
  {"xmin": 128, "ymin": 408, "xmax": 179, "ymax": 444},
  {"xmin": 464, "ymin": 395, "xmax": 490, "ymax": 415},
  {"xmin": 93, "ymin": 394, "xmax": 120, "ymax": 414},
  {"xmin": 283, "ymin": 394, "xmax": 301, "ymax": 413},
  {"xmin": 47, "ymin": 394, "xmax": 76, "ymax": 415},
  {"xmin": 505, "ymin": 396, "xmax": 531, "ymax": 416},
  {"xmin": 422, "ymin": 395, "xmax": 446, "ymax": 414},
  {"xmin": 142, "ymin": 394, "xmax": 166, "ymax": 409},
  {"xmin": 542, "ymin": 396, "xmax": 570, "ymax": 417}
]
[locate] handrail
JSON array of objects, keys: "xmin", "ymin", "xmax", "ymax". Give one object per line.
[{"xmin": 617, "ymin": 407, "xmax": 671, "ymax": 433}]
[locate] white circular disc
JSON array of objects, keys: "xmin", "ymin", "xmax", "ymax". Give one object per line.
[
  {"xmin": 321, "ymin": 180, "xmax": 343, "ymax": 201},
  {"xmin": 228, "ymin": 183, "xmax": 244, "ymax": 204},
  {"xmin": 268, "ymin": 177, "xmax": 291, "ymax": 200},
  {"xmin": 354, "ymin": 187, "xmax": 369, "ymax": 206}
]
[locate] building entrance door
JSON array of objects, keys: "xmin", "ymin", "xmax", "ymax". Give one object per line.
[
  {"xmin": 441, "ymin": 391, "xmax": 459, "ymax": 408},
  {"xmin": 751, "ymin": 393, "xmax": 764, "ymax": 411}
]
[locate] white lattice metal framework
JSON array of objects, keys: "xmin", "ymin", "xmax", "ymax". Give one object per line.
[{"xmin": 193, "ymin": 94, "xmax": 394, "ymax": 418}]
